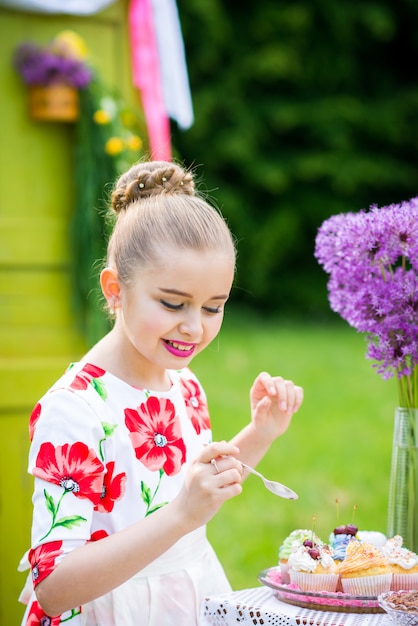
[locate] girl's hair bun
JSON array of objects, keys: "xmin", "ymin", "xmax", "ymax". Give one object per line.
[{"xmin": 111, "ymin": 161, "xmax": 195, "ymax": 214}]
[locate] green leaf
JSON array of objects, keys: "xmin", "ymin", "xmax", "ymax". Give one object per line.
[
  {"xmin": 43, "ymin": 489, "xmax": 56, "ymax": 516},
  {"xmin": 146, "ymin": 502, "xmax": 168, "ymax": 516},
  {"xmin": 54, "ymin": 515, "xmax": 87, "ymax": 529},
  {"xmin": 91, "ymin": 377, "xmax": 107, "ymax": 400},
  {"xmin": 101, "ymin": 421, "xmax": 118, "ymax": 437},
  {"xmin": 141, "ymin": 481, "xmax": 152, "ymax": 506},
  {"xmin": 61, "ymin": 608, "xmax": 82, "ymax": 622}
]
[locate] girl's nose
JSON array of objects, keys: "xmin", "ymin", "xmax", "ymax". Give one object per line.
[{"xmin": 178, "ymin": 311, "xmax": 203, "ymax": 338}]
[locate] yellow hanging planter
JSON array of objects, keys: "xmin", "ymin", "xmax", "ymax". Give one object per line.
[{"xmin": 28, "ymin": 83, "xmax": 80, "ymax": 123}]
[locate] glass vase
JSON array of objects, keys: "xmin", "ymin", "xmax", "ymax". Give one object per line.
[{"xmin": 387, "ymin": 407, "xmax": 418, "ymax": 551}]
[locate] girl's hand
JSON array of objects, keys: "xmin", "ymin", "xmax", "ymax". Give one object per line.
[
  {"xmin": 175, "ymin": 441, "xmax": 243, "ymax": 531},
  {"xmin": 250, "ymin": 372, "xmax": 303, "ymax": 440}
]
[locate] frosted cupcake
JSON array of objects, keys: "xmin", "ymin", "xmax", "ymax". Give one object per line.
[
  {"xmin": 339, "ymin": 541, "xmax": 392, "ymax": 595},
  {"xmin": 381, "ymin": 535, "xmax": 418, "ymax": 591},
  {"xmin": 288, "ymin": 543, "xmax": 339, "ymax": 592},
  {"xmin": 278, "ymin": 529, "xmax": 323, "ymax": 584},
  {"xmin": 329, "ymin": 523, "xmax": 360, "ymax": 562}
]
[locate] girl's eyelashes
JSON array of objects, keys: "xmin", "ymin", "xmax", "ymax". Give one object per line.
[
  {"xmin": 160, "ymin": 300, "xmax": 222, "ymax": 314},
  {"xmin": 160, "ymin": 299, "xmax": 183, "ymax": 311},
  {"xmin": 203, "ymin": 306, "xmax": 222, "ymax": 314}
]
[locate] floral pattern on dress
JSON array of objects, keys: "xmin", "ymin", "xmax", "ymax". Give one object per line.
[
  {"xmin": 22, "ymin": 364, "xmax": 212, "ymax": 625},
  {"xmin": 89, "ymin": 530, "xmax": 109, "ymax": 542},
  {"xmin": 29, "ymin": 541, "xmax": 63, "ymax": 587},
  {"xmin": 124, "ymin": 396, "xmax": 186, "ymax": 476},
  {"xmin": 24, "ymin": 551, "xmax": 82, "ymax": 626},
  {"xmin": 34, "ymin": 442, "xmax": 104, "ymax": 502},
  {"xmin": 24, "ymin": 600, "xmax": 62, "ymax": 626},
  {"xmin": 95, "ymin": 461, "xmax": 126, "ymax": 513},
  {"xmin": 68, "ymin": 363, "xmax": 107, "ymax": 400},
  {"xmin": 33, "ymin": 442, "xmax": 105, "ymax": 540},
  {"xmin": 29, "ymin": 403, "xmax": 41, "ymax": 442},
  {"xmin": 98, "ymin": 422, "xmax": 118, "ymax": 462},
  {"xmin": 140, "ymin": 468, "xmax": 168, "ymax": 516},
  {"xmin": 180, "ymin": 377, "xmax": 210, "ymax": 434}
]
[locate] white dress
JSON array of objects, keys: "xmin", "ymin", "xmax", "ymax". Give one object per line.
[{"xmin": 19, "ymin": 362, "xmax": 232, "ymax": 626}]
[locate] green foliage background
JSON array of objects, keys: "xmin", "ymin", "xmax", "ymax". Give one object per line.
[{"xmin": 173, "ymin": 0, "xmax": 418, "ymax": 317}]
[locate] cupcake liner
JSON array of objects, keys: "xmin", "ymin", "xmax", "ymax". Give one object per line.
[
  {"xmin": 289, "ymin": 570, "xmax": 339, "ymax": 592},
  {"xmin": 341, "ymin": 573, "xmax": 392, "ymax": 596},
  {"xmin": 279, "ymin": 562, "xmax": 290, "ymax": 584},
  {"xmin": 392, "ymin": 574, "xmax": 418, "ymax": 591}
]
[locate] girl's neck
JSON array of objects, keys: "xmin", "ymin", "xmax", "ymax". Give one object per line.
[{"xmin": 84, "ymin": 329, "xmax": 172, "ymax": 392}]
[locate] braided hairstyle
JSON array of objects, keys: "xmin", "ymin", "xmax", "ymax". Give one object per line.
[{"xmin": 106, "ymin": 161, "xmax": 236, "ymax": 285}]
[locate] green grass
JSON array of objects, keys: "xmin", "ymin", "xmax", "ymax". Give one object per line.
[{"xmin": 191, "ymin": 310, "xmax": 398, "ymax": 590}]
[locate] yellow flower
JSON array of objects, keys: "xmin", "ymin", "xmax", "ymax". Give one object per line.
[
  {"xmin": 126, "ymin": 135, "xmax": 143, "ymax": 152},
  {"xmin": 93, "ymin": 109, "xmax": 111, "ymax": 125},
  {"xmin": 53, "ymin": 30, "xmax": 89, "ymax": 60},
  {"xmin": 105, "ymin": 137, "xmax": 124, "ymax": 156}
]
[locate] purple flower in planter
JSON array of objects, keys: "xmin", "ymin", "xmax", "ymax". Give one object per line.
[
  {"xmin": 14, "ymin": 41, "xmax": 92, "ymax": 89},
  {"xmin": 315, "ymin": 197, "xmax": 418, "ymax": 406}
]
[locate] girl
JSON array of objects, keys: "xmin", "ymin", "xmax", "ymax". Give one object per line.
[{"xmin": 20, "ymin": 161, "xmax": 303, "ymax": 626}]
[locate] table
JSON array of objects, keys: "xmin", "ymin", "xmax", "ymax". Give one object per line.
[{"xmin": 199, "ymin": 587, "xmax": 393, "ymax": 626}]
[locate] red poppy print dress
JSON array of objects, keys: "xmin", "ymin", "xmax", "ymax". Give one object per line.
[{"xmin": 19, "ymin": 363, "xmax": 231, "ymax": 626}]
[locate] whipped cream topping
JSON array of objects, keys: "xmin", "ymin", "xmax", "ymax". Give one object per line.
[
  {"xmin": 278, "ymin": 529, "xmax": 323, "ymax": 560},
  {"xmin": 357, "ymin": 530, "xmax": 387, "ymax": 548},
  {"xmin": 288, "ymin": 544, "xmax": 336, "ymax": 573},
  {"xmin": 381, "ymin": 535, "xmax": 418, "ymax": 570}
]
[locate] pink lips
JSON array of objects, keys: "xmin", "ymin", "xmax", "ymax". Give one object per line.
[{"xmin": 163, "ymin": 339, "xmax": 196, "ymax": 358}]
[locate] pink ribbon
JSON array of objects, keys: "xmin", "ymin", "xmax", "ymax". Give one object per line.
[{"xmin": 129, "ymin": 0, "xmax": 172, "ymax": 161}]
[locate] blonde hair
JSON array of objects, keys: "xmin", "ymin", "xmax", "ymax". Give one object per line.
[{"xmin": 107, "ymin": 161, "xmax": 236, "ymax": 284}]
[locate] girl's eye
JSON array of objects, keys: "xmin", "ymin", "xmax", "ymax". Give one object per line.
[
  {"xmin": 160, "ymin": 300, "xmax": 183, "ymax": 311},
  {"xmin": 203, "ymin": 306, "xmax": 222, "ymax": 314}
]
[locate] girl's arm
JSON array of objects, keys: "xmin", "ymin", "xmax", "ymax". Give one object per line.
[
  {"xmin": 35, "ymin": 441, "xmax": 243, "ymax": 617},
  {"xmin": 229, "ymin": 372, "xmax": 303, "ymax": 468}
]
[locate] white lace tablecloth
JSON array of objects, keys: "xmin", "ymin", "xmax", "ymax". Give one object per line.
[{"xmin": 199, "ymin": 587, "xmax": 393, "ymax": 626}]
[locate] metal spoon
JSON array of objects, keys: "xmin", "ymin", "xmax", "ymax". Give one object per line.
[{"xmin": 241, "ymin": 462, "xmax": 298, "ymax": 500}]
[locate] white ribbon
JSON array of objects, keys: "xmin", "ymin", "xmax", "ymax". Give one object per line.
[{"xmin": 150, "ymin": 0, "xmax": 194, "ymax": 130}]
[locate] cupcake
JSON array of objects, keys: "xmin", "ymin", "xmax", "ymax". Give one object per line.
[
  {"xmin": 339, "ymin": 541, "xmax": 392, "ymax": 596},
  {"xmin": 288, "ymin": 542, "xmax": 339, "ymax": 592},
  {"xmin": 329, "ymin": 523, "xmax": 360, "ymax": 562},
  {"xmin": 381, "ymin": 535, "xmax": 418, "ymax": 591},
  {"xmin": 278, "ymin": 529, "xmax": 323, "ymax": 584}
]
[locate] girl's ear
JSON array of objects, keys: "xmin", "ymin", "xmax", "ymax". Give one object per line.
[{"xmin": 100, "ymin": 267, "xmax": 121, "ymax": 310}]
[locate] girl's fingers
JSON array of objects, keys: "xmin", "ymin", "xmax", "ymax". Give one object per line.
[
  {"xmin": 200, "ymin": 441, "xmax": 240, "ymax": 465},
  {"xmin": 269, "ymin": 377, "xmax": 304, "ymax": 414},
  {"xmin": 212, "ymin": 466, "xmax": 244, "ymax": 490},
  {"xmin": 287, "ymin": 384, "xmax": 303, "ymax": 413},
  {"xmin": 257, "ymin": 371, "xmax": 277, "ymax": 396},
  {"xmin": 252, "ymin": 372, "xmax": 304, "ymax": 411},
  {"xmin": 294, "ymin": 385, "xmax": 304, "ymax": 411},
  {"xmin": 209, "ymin": 455, "xmax": 243, "ymax": 477},
  {"xmin": 200, "ymin": 443, "xmax": 244, "ymax": 487}
]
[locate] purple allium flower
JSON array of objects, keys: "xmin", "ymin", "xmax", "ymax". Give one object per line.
[
  {"xmin": 315, "ymin": 197, "xmax": 418, "ymax": 405},
  {"xmin": 14, "ymin": 41, "xmax": 92, "ymax": 89}
]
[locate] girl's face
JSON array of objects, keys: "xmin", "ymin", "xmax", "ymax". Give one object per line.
[{"xmin": 113, "ymin": 246, "xmax": 235, "ymax": 386}]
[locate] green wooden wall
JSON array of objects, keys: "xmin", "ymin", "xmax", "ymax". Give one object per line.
[{"xmin": 0, "ymin": 2, "xmax": 137, "ymax": 622}]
